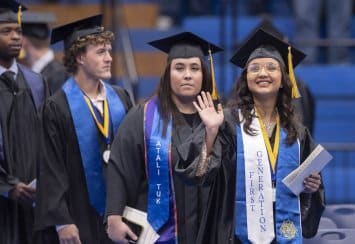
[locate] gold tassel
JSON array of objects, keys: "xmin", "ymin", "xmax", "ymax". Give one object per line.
[
  {"xmin": 17, "ymin": 5, "xmax": 22, "ymax": 26},
  {"xmin": 18, "ymin": 48, "xmax": 26, "ymax": 59},
  {"xmin": 208, "ymin": 49, "xmax": 218, "ymax": 100},
  {"xmin": 288, "ymin": 46, "xmax": 301, "ymax": 98}
]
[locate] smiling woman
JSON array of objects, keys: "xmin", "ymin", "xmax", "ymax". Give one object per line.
[
  {"xmin": 246, "ymin": 57, "xmax": 283, "ymax": 102},
  {"xmin": 174, "ymin": 28, "xmax": 326, "ymax": 244}
]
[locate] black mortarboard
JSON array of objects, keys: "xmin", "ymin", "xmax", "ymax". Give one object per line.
[
  {"xmin": 0, "ymin": 0, "xmax": 27, "ymax": 24},
  {"xmin": 148, "ymin": 31, "xmax": 223, "ymax": 100},
  {"xmin": 22, "ymin": 12, "xmax": 56, "ymax": 40},
  {"xmin": 230, "ymin": 28, "xmax": 305, "ymax": 68},
  {"xmin": 230, "ymin": 28, "xmax": 306, "ymax": 98},
  {"xmin": 148, "ymin": 31, "xmax": 223, "ymax": 61},
  {"xmin": 50, "ymin": 14, "xmax": 103, "ymax": 50}
]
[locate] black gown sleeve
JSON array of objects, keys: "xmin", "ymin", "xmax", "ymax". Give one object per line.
[
  {"xmin": 174, "ymin": 109, "xmax": 231, "ymax": 186},
  {"xmin": 298, "ymin": 127, "xmax": 326, "ymax": 238},
  {"xmin": 36, "ymin": 98, "xmax": 73, "ymax": 228},
  {"xmin": 105, "ymin": 105, "xmax": 146, "ymax": 217}
]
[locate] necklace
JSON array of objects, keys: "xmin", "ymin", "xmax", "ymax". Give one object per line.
[
  {"xmin": 262, "ymin": 110, "xmax": 277, "ymax": 137},
  {"xmin": 264, "ymin": 120, "xmax": 276, "ymax": 137}
]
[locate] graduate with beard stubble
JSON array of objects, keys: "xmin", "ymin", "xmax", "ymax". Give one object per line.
[{"xmin": 21, "ymin": 11, "xmax": 69, "ymax": 94}]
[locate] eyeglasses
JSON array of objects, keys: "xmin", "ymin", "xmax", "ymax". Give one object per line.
[{"xmin": 247, "ymin": 63, "xmax": 280, "ymax": 74}]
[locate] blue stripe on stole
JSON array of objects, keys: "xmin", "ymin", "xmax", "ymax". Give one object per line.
[
  {"xmin": 145, "ymin": 98, "xmax": 172, "ymax": 232},
  {"xmin": 235, "ymin": 124, "xmax": 249, "ymax": 243},
  {"xmin": 106, "ymin": 85, "xmax": 126, "ymax": 134},
  {"xmin": 275, "ymin": 130, "xmax": 302, "ymax": 244},
  {"xmin": 63, "ymin": 78, "xmax": 125, "ymax": 215},
  {"xmin": 235, "ymin": 124, "xmax": 302, "ymax": 243}
]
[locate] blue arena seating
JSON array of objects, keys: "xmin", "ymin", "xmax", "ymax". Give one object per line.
[
  {"xmin": 322, "ymin": 204, "xmax": 355, "ymax": 228},
  {"xmin": 303, "ymin": 229, "xmax": 355, "ymax": 244},
  {"xmin": 318, "ymin": 217, "xmax": 338, "ymax": 229}
]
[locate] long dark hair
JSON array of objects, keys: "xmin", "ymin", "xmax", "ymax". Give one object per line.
[
  {"xmin": 228, "ymin": 65, "xmax": 299, "ymax": 145},
  {"xmin": 154, "ymin": 57, "xmax": 212, "ymax": 134}
]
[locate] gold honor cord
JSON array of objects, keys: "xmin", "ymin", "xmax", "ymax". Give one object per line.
[
  {"xmin": 208, "ymin": 49, "xmax": 218, "ymax": 100},
  {"xmin": 256, "ymin": 109, "xmax": 280, "ymax": 173},
  {"xmin": 84, "ymin": 97, "xmax": 109, "ymax": 138}
]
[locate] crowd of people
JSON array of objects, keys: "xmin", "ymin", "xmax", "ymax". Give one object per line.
[{"xmin": 1, "ymin": 1, "xmax": 326, "ymax": 244}]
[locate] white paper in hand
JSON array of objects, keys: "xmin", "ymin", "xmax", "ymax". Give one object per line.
[
  {"xmin": 28, "ymin": 179, "xmax": 37, "ymax": 189},
  {"xmin": 27, "ymin": 179, "xmax": 37, "ymax": 207},
  {"xmin": 282, "ymin": 144, "xmax": 332, "ymax": 195}
]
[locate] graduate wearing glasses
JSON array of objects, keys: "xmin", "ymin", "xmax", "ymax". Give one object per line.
[{"xmin": 177, "ymin": 29, "xmax": 325, "ymax": 244}]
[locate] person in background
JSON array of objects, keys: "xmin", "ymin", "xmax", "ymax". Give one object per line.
[
  {"xmin": 293, "ymin": 0, "xmax": 353, "ymax": 64},
  {"xmin": 21, "ymin": 11, "xmax": 68, "ymax": 94},
  {"xmin": 154, "ymin": 0, "xmax": 211, "ymax": 29},
  {"xmin": 0, "ymin": 1, "xmax": 49, "ymax": 243},
  {"xmin": 35, "ymin": 14, "xmax": 133, "ymax": 244},
  {"xmin": 176, "ymin": 28, "xmax": 325, "ymax": 243},
  {"xmin": 105, "ymin": 32, "xmax": 222, "ymax": 244}
]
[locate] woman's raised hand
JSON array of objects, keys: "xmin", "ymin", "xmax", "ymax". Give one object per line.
[{"xmin": 193, "ymin": 91, "xmax": 224, "ymax": 130}]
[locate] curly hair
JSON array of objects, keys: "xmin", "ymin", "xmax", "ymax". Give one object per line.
[
  {"xmin": 154, "ymin": 57, "xmax": 212, "ymax": 135},
  {"xmin": 63, "ymin": 29, "xmax": 114, "ymax": 74},
  {"xmin": 228, "ymin": 65, "xmax": 300, "ymax": 145}
]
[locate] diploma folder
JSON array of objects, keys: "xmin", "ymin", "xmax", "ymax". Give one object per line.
[
  {"xmin": 282, "ymin": 144, "xmax": 333, "ymax": 195},
  {"xmin": 123, "ymin": 206, "xmax": 160, "ymax": 244}
]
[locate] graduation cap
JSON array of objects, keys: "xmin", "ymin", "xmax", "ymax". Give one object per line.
[
  {"xmin": 0, "ymin": 0, "xmax": 27, "ymax": 25},
  {"xmin": 50, "ymin": 14, "xmax": 103, "ymax": 50},
  {"xmin": 230, "ymin": 28, "xmax": 306, "ymax": 98},
  {"xmin": 22, "ymin": 11, "xmax": 56, "ymax": 40},
  {"xmin": 148, "ymin": 31, "xmax": 223, "ymax": 100}
]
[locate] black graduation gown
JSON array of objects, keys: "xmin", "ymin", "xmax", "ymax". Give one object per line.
[
  {"xmin": 41, "ymin": 59, "xmax": 68, "ymax": 94},
  {"xmin": 0, "ymin": 67, "xmax": 48, "ymax": 244},
  {"xmin": 105, "ymin": 105, "xmax": 210, "ymax": 244},
  {"xmin": 34, "ymin": 86, "xmax": 132, "ymax": 244},
  {"xmin": 293, "ymin": 79, "xmax": 315, "ymax": 135},
  {"xmin": 175, "ymin": 109, "xmax": 326, "ymax": 244}
]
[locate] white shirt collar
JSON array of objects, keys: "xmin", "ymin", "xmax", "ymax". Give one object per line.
[
  {"xmin": 90, "ymin": 80, "xmax": 107, "ymax": 102},
  {"xmin": 32, "ymin": 49, "xmax": 55, "ymax": 73},
  {"xmin": 0, "ymin": 60, "xmax": 19, "ymax": 78}
]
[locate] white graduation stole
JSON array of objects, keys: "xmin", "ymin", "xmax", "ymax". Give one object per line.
[{"xmin": 240, "ymin": 111, "xmax": 275, "ymax": 244}]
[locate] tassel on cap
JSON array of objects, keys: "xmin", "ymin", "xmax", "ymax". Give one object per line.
[
  {"xmin": 17, "ymin": 5, "xmax": 22, "ymax": 25},
  {"xmin": 288, "ymin": 46, "xmax": 301, "ymax": 98},
  {"xmin": 18, "ymin": 48, "xmax": 26, "ymax": 59},
  {"xmin": 208, "ymin": 49, "xmax": 218, "ymax": 100}
]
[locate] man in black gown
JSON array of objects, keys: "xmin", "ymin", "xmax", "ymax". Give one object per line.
[
  {"xmin": 21, "ymin": 11, "xmax": 68, "ymax": 94},
  {"xmin": 0, "ymin": 1, "xmax": 49, "ymax": 244},
  {"xmin": 35, "ymin": 15, "xmax": 133, "ymax": 244}
]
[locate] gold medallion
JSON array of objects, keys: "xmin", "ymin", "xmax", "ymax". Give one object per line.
[{"xmin": 280, "ymin": 219, "xmax": 297, "ymax": 240}]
